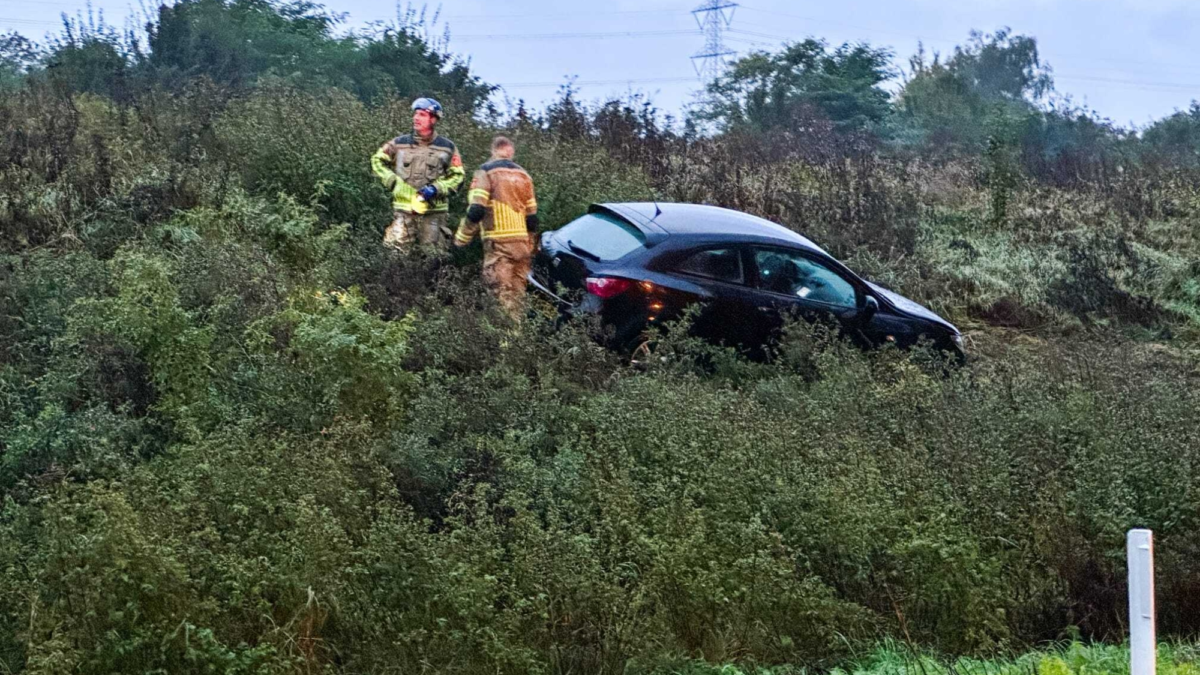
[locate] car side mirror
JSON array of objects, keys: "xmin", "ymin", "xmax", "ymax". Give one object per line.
[{"xmin": 860, "ymin": 295, "xmax": 879, "ymax": 321}]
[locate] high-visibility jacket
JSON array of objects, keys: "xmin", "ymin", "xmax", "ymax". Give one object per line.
[
  {"xmin": 370, "ymin": 133, "xmax": 465, "ymax": 213},
  {"xmin": 454, "ymin": 158, "xmax": 538, "ymax": 244}
]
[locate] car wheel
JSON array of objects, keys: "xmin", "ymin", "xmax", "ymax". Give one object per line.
[{"xmin": 629, "ymin": 339, "xmax": 655, "ymax": 369}]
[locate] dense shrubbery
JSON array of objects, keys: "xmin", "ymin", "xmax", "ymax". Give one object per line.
[{"xmin": 2, "ymin": 1, "xmax": 1200, "ymax": 672}]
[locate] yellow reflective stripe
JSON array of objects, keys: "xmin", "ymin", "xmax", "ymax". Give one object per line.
[
  {"xmin": 525, "ymin": 198, "xmax": 537, "ymax": 211},
  {"xmin": 390, "ymin": 182, "xmax": 445, "ymax": 211},
  {"xmin": 434, "ymin": 162, "xmax": 466, "ymax": 194},
  {"xmin": 391, "ymin": 181, "xmax": 415, "ymax": 211},
  {"xmin": 380, "ymin": 154, "xmax": 417, "ymax": 210},
  {"xmin": 394, "ymin": 202, "xmax": 450, "ymax": 213},
  {"xmin": 371, "ymin": 148, "xmax": 396, "ymax": 185},
  {"xmin": 487, "ymin": 201, "xmax": 527, "ymax": 238},
  {"xmin": 455, "ymin": 230, "xmax": 475, "ymax": 244},
  {"xmin": 393, "ymin": 180, "xmax": 416, "ymax": 199},
  {"xmin": 468, "ymin": 188, "xmax": 490, "ymax": 202},
  {"xmin": 483, "ymin": 230, "xmax": 530, "ymax": 241}
]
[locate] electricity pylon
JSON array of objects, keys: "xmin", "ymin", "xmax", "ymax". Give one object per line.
[{"xmin": 690, "ymin": 0, "xmax": 738, "ymax": 86}]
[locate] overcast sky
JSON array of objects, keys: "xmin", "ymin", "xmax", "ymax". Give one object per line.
[{"xmin": 5, "ymin": 0, "xmax": 1200, "ymax": 128}]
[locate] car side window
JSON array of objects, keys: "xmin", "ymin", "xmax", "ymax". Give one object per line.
[
  {"xmin": 675, "ymin": 248, "xmax": 744, "ymax": 284},
  {"xmin": 753, "ymin": 249, "xmax": 857, "ymax": 308}
]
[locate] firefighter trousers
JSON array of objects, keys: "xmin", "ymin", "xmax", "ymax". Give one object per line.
[
  {"xmin": 482, "ymin": 237, "xmax": 533, "ymax": 320},
  {"xmin": 384, "ymin": 211, "xmax": 452, "ymax": 251}
]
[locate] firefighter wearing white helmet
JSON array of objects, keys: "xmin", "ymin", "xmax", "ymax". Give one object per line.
[{"xmin": 371, "ymin": 97, "xmax": 465, "ymax": 251}]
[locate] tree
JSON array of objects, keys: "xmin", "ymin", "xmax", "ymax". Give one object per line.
[
  {"xmin": 1141, "ymin": 102, "xmax": 1200, "ymax": 168},
  {"xmin": 42, "ymin": 12, "xmax": 134, "ymax": 102},
  {"xmin": 696, "ymin": 38, "xmax": 894, "ymax": 134},
  {"xmin": 893, "ymin": 28, "xmax": 1052, "ymax": 152},
  {"xmin": 0, "ymin": 32, "xmax": 38, "ymax": 92},
  {"xmin": 144, "ymin": 0, "xmax": 340, "ymax": 92},
  {"xmin": 142, "ymin": 0, "xmax": 490, "ymax": 111},
  {"xmin": 356, "ymin": 20, "xmax": 490, "ymax": 112},
  {"xmin": 9, "ymin": 0, "xmax": 491, "ymax": 115}
]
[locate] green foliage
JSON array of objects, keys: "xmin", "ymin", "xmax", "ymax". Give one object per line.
[
  {"xmin": 212, "ymin": 82, "xmax": 395, "ymax": 224},
  {"xmin": 242, "ymin": 286, "xmax": 418, "ymax": 433},
  {"xmin": 0, "ymin": 427, "xmax": 388, "ymax": 673},
  {"xmin": 352, "ymin": 7, "xmax": 491, "ymax": 110},
  {"xmin": 1143, "ymin": 103, "xmax": 1200, "ymax": 168},
  {"xmin": 43, "ymin": 13, "xmax": 134, "ymax": 102},
  {"xmin": 145, "ymin": 0, "xmax": 345, "ymax": 91},
  {"xmin": 7, "ymin": 304, "xmax": 1200, "ymax": 673},
  {"xmin": 699, "ymin": 39, "xmax": 894, "ymax": 134},
  {"xmin": 61, "ymin": 250, "xmax": 216, "ymax": 430},
  {"xmin": 142, "ymin": 0, "xmax": 490, "ymax": 107},
  {"xmin": 984, "ymin": 105, "xmax": 1024, "ymax": 226},
  {"xmin": 0, "ymin": 32, "xmax": 36, "ymax": 92},
  {"xmin": 893, "ymin": 29, "xmax": 1052, "ymax": 153},
  {"xmin": 35, "ymin": 0, "xmax": 490, "ymax": 111}
]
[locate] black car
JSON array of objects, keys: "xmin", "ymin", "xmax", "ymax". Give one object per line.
[{"xmin": 529, "ymin": 202, "xmax": 964, "ymax": 358}]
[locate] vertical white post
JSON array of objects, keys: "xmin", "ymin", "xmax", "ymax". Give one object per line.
[{"xmin": 1128, "ymin": 528, "xmax": 1156, "ymax": 675}]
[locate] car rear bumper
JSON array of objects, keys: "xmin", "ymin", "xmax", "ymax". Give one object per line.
[
  {"xmin": 526, "ymin": 271, "xmax": 646, "ymax": 347},
  {"xmin": 527, "ymin": 270, "xmax": 574, "ymax": 309}
]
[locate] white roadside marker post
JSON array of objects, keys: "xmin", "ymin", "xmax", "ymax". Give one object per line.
[{"xmin": 1128, "ymin": 528, "xmax": 1156, "ymax": 675}]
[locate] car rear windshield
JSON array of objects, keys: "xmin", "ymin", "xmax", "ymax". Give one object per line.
[{"xmin": 554, "ymin": 212, "xmax": 647, "ymax": 261}]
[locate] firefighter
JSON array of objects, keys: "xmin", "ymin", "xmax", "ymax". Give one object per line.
[
  {"xmin": 370, "ymin": 97, "xmax": 465, "ymax": 251},
  {"xmin": 454, "ymin": 136, "xmax": 539, "ymax": 319}
]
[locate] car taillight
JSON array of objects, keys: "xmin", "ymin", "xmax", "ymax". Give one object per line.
[{"xmin": 585, "ymin": 276, "xmax": 632, "ymax": 299}]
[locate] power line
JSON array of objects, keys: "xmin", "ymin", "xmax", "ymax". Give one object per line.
[
  {"xmin": 731, "ymin": 24, "xmax": 960, "ymax": 48},
  {"xmin": 452, "ymin": 28, "xmax": 698, "ymax": 42},
  {"xmin": 1056, "ymin": 73, "xmax": 1200, "ymax": 92},
  {"xmin": 0, "ymin": 17, "xmax": 60, "ymax": 26},
  {"xmin": 728, "ymin": 27, "xmax": 791, "ymax": 41},
  {"xmin": 0, "ymin": 0, "xmax": 76, "ymax": 6},
  {"xmin": 724, "ymin": 36, "xmax": 774, "ymax": 49},
  {"xmin": 442, "ymin": 8, "xmax": 690, "ymax": 22},
  {"xmin": 1046, "ymin": 55, "xmax": 1200, "ymax": 78},
  {"xmin": 497, "ymin": 76, "xmax": 697, "ymax": 89},
  {"xmin": 737, "ymin": 5, "xmax": 962, "ymax": 45}
]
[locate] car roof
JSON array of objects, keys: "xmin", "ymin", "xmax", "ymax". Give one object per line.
[{"xmin": 592, "ymin": 202, "xmax": 827, "ymax": 254}]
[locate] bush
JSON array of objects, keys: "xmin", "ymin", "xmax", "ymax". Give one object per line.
[{"xmin": 212, "ymin": 83, "xmax": 397, "ymax": 226}]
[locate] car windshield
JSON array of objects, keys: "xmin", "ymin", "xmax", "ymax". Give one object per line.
[{"xmin": 554, "ymin": 213, "xmax": 647, "ymax": 261}]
